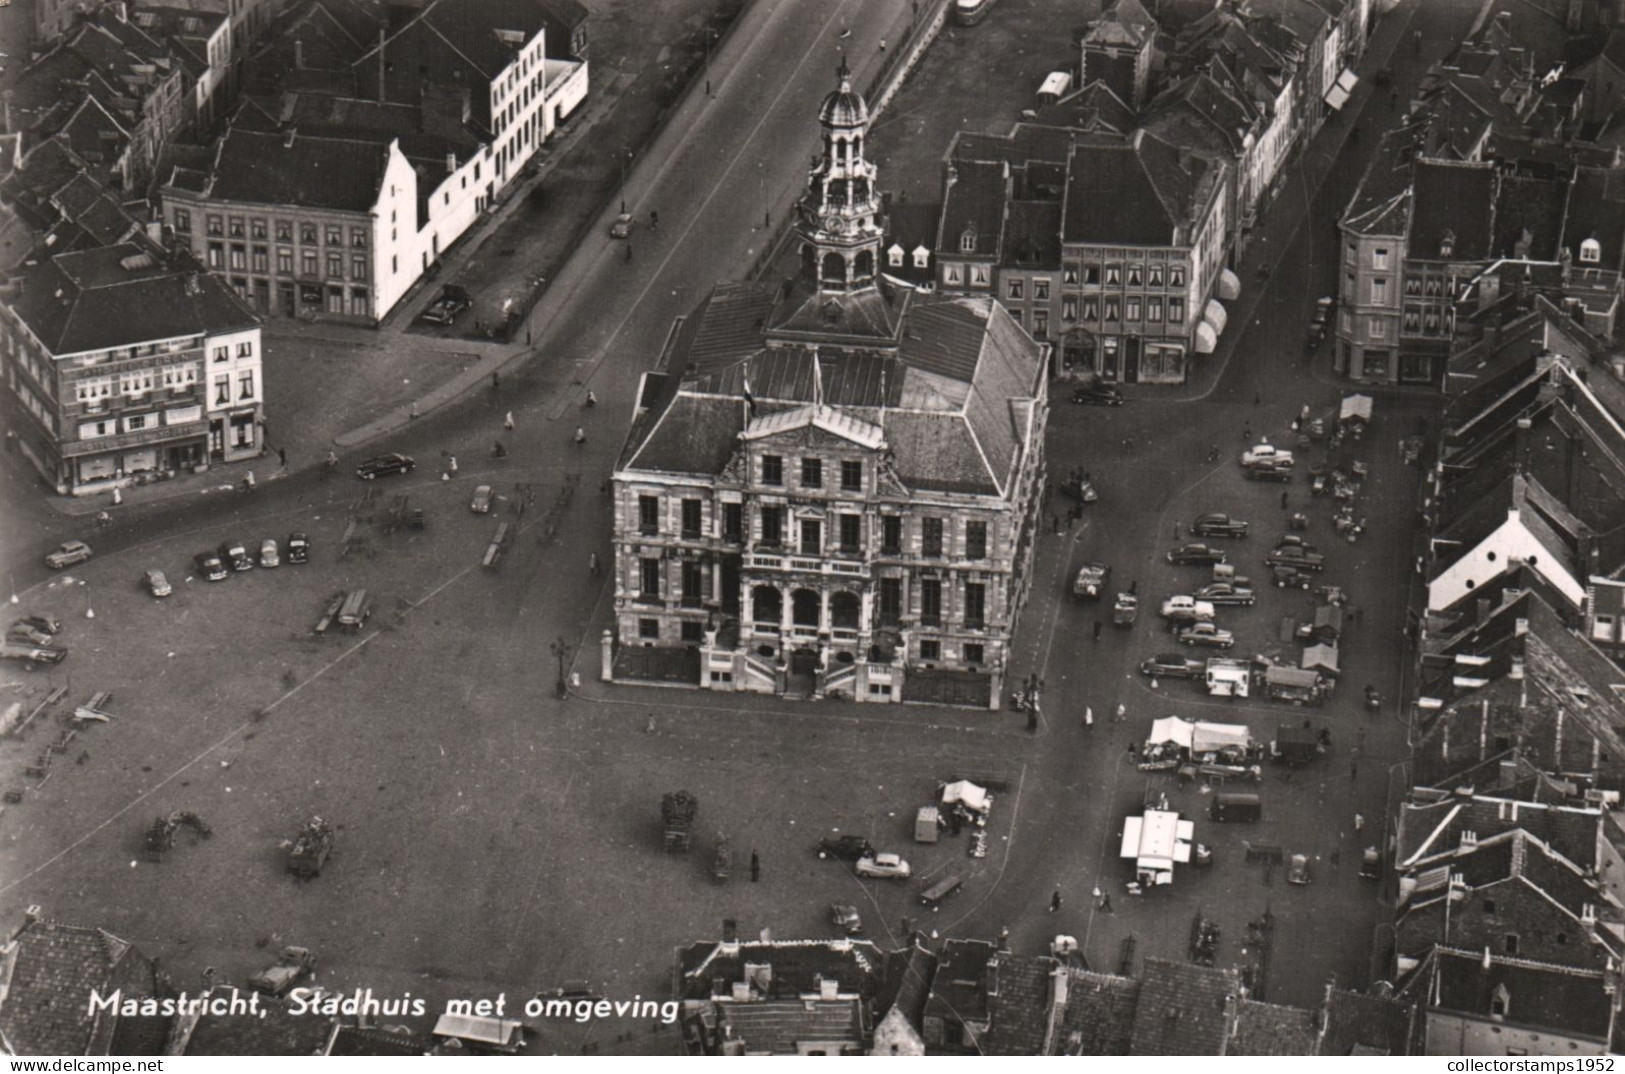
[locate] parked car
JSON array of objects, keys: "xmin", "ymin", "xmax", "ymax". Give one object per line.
[
  {"xmin": 44, "ymin": 540, "xmax": 93, "ymax": 569},
  {"xmin": 854, "ymin": 852, "xmax": 912, "ymax": 880},
  {"xmin": 1311, "ymin": 295, "xmax": 1336, "ymax": 326},
  {"xmin": 248, "ymin": 946, "xmax": 316, "ymax": 997},
  {"xmin": 1167, "ymin": 543, "xmax": 1227, "ymax": 566},
  {"xmin": 1272, "ymin": 565, "xmax": 1315, "ymax": 589},
  {"xmin": 144, "ymin": 570, "xmax": 172, "ymax": 598},
  {"xmin": 7, "ymin": 622, "xmax": 53, "ymax": 646},
  {"xmin": 356, "ymin": 453, "xmax": 415, "ymax": 480},
  {"xmin": 1241, "ymin": 443, "xmax": 1294, "ymax": 468},
  {"xmin": 219, "ymin": 539, "xmax": 253, "ymax": 571},
  {"xmin": 259, "ymin": 538, "xmax": 280, "ymax": 568},
  {"xmin": 0, "ymin": 641, "xmax": 67, "ymax": 668},
  {"xmin": 1274, "ymin": 535, "xmax": 1318, "ymax": 553},
  {"xmin": 817, "ymin": 835, "xmax": 875, "ymax": 861},
  {"xmin": 194, "ymin": 551, "xmax": 229, "ymax": 582},
  {"xmin": 1287, "ymin": 853, "xmax": 1312, "ymax": 885},
  {"xmin": 1266, "ymin": 548, "xmax": 1326, "ymax": 572},
  {"xmin": 418, "ymin": 284, "xmax": 472, "ymax": 325},
  {"xmin": 1072, "ymin": 562, "xmax": 1111, "ymax": 599},
  {"xmin": 1159, "ymin": 596, "xmax": 1216, "ymax": 623},
  {"xmin": 1194, "ymin": 582, "xmax": 1256, "ymax": 606},
  {"xmin": 286, "ymin": 532, "xmax": 310, "ymax": 564},
  {"xmin": 1245, "ymin": 464, "xmax": 1294, "ymax": 483},
  {"xmin": 14, "ymin": 615, "xmax": 61, "ymax": 635},
  {"xmin": 609, "ymin": 211, "xmax": 634, "ymax": 238},
  {"xmin": 1070, "ymin": 384, "xmax": 1124, "ymax": 406},
  {"xmin": 1177, "ymin": 622, "xmax": 1235, "ymax": 649},
  {"xmin": 1191, "ymin": 513, "xmax": 1249, "ymax": 538},
  {"xmin": 1140, "ymin": 653, "xmax": 1205, "ymax": 679},
  {"xmin": 470, "ymin": 484, "xmax": 495, "ymax": 514}
]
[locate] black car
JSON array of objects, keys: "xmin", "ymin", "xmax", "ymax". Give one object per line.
[
  {"xmin": 356, "ymin": 453, "xmax": 416, "ymax": 480},
  {"xmin": 1191, "ymin": 513, "xmax": 1249, "ymax": 539},
  {"xmin": 419, "ymin": 284, "xmax": 472, "ymax": 325},
  {"xmin": 194, "ymin": 551, "xmax": 229, "ymax": 582},
  {"xmin": 1245, "ymin": 464, "xmax": 1294, "ymax": 483},
  {"xmin": 1266, "ymin": 548, "xmax": 1326, "ymax": 572},
  {"xmin": 286, "ymin": 532, "xmax": 310, "ymax": 564},
  {"xmin": 218, "ymin": 539, "xmax": 253, "ymax": 571},
  {"xmin": 1139, "ymin": 653, "xmax": 1205, "ymax": 679},
  {"xmin": 14, "ymin": 615, "xmax": 62, "ymax": 635},
  {"xmin": 1071, "ymin": 384, "xmax": 1124, "ymax": 407},
  {"xmin": 1167, "ymin": 543, "xmax": 1228, "ymax": 566},
  {"xmin": 817, "ymin": 835, "xmax": 875, "ymax": 862}
]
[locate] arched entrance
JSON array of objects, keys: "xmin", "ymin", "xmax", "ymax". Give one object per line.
[
  {"xmin": 791, "ymin": 588, "xmax": 821, "ymax": 629},
  {"xmin": 752, "ymin": 585, "xmax": 782, "ymax": 626},
  {"xmin": 830, "ymin": 590, "xmax": 860, "ymax": 631}
]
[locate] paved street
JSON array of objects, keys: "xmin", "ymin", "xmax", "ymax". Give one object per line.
[{"xmin": 0, "ymin": 0, "xmax": 1482, "ymax": 1047}]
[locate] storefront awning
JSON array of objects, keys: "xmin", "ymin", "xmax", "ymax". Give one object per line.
[
  {"xmin": 1194, "ymin": 321, "xmax": 1218, "ymax": 355},
  {"xmin": 1325, "ymin": 68, "xmax": 1359, "ymax": 110},
  {"xmin": 1202, "ymin": 299, "xmax": 1228, "ymax": 334},
  {"xmin": 1217, "ymin": 267, "xmax": 1241, "ymax": 301}
]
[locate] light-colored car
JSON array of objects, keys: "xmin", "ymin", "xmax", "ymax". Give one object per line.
[
  {"xmin": 609, "ymin": 211, "xmax": 634, "ymax": 238},
  {"xmin": 7, "ymin": 622, "xmax": 53, "ymax": 646},
  {"xmin": 259, "ymin": 538, "xmax": 280, "ymax": 568},
  {"xmin": 1159, "ymin": 596, "xmax": 1216, "ymax": 623},
  {"xmin": 1072, "ymin": 562, "xmax": 1110, "ymax": 599},
  {"xmin": 854, "ymin": 852, "xmax": 912, "ymax": 880},
  {"xmin": 470, "ymin": 484, "xmax": 494, "ymax": 514},
  {"xmin": 1287, "ymin": 853, "xmax": 1312, "ymax": 885},
  {"xmin": 45, "ymin": 540, "xmax": 93, "ymax": 569},
  {"xmin": 1241, "ymin": 443, "xmax": 1294, "ymax": 468},
  {"xmin": 145, "ymin": 569, "xmax": 172, "ymax": 597},
  {"xmin": 1177, "ymin": 622, "xmax": 1235, "ymax": 649}
]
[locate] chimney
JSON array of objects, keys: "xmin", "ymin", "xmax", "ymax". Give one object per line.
[
  {"xmin": 1514, "ymin": 416, "xmax": 1532, "ymax": 471},
  {"xmin": 378, "ymin": 28, "xmax": 387, "ymax": 103},
  {"xmin": 1041, "ymin": 966, "xmax": 1070, "ymax": 1056},
  {"xmin": 294, "ymin": 40, "xmax": 304, "ymax": 70},
  {"xmin": 818, "ymin": 976, "xmax": 839, "ymax": 1000},
  {"xmin": 446, "ymin": 151, "xmax": 456, "ymax": 174}
]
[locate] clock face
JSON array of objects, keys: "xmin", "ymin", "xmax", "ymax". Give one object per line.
[{"xmin": 824, "ymin": 215, "xmax": 847, "ymax": 234}]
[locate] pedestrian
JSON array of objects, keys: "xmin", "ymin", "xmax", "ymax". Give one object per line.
[
  {"xmin": 750, "ymin": 850, "xmax": 760, "ymax": 882},
  {"xmin": 574, "ymin": 426, "xmax": 586, "ymax": 446},
  {"xmin": 1092, "ymin": 885, "xmax": 1104, "ymax": 908},
  {"xmin": 650, "ymin": 210, "xmax": 659, "ymax": 229},
  {"xmin": 1101, "ymin": 893, "xmax": 1113, "ymax": 913},
  {"xmin": 1174, "ymin": 519, "xmax": 1181, "ymax": 539},
  {"xmin": 526, "ymin": 329, "xmax": 532, "ymax": 347},
  {"xmin": 1280, "ymin": 490, "xmax": 1289, "ymax": 509},
  {"xmin": 1093, "ymin": 621, "xmax": 1102, "ymax": 641},
  {"xmin": 1354, "ymin": 812, "xmax": 1365, "ymax": 832},
  {"xmin": 1083, "ymin": 705, "xmax": 1094, "ymax": 730},
  {"xmin": 447, "ymin": 455, "xmax": 457, "ymax": 475},
  {"xmin": 504, "ymin": 411, "xmax": 515, "ymax": 430},
  {"xmin": 111, "ymin": 487, "xmax": 122, "ymax": 506},
  {"xmin": 1350, "ymin": 758, "xmax": 1359, "ymax": 780},
  {"xmin": 590, "ymin": 552, "xmax": 601, "ymax": 575},
  {"xmin": 410, "ymin": 401, "xmax": 420, "ymax": 419},
  {"xmin": 1127, "ymin": 743, "xmax": 1137, "ymax": 760},
  {"xmin": 492, "ymin": 371, "xmax": 501, "ymax": 391},
  {"xmin": 878, "ymin": 36, "xmax": 887, "ymax": 51},
  {"xmin": 1115, "ymin": 702, "xmax": 1126, "ymax": 722},
  {"xmin": 1050, "ymin": 888, "xmax": 1062, "ymax": 913},
  {"xmin": 625, "ymin": 242, "xmax": 633, "ymax": 263},
  {"xmin": 277, "ymin": 446, "xmax": 287, "ymax": 467}
]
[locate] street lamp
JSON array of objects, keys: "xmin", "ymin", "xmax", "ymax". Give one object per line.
[
  {"xmin": 619, "ymin": 146, "xmax": 632, "ymax": 215},
  {"xmin": 550, "ymin": 636, "xmax": 570, "ymax": 699}
]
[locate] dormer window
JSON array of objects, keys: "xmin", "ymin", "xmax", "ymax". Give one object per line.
[
  {"xmin": 1439, "ymin": 230, "xmax": 1455, "ymax": 258},
  {"xmin": 959, "ymin": 228, "xmax": 976, "ymax": 253},
  {"xmin": 1581, "ymin": 238, "xmax": 1602, "ymax": 264},
  {"xmin": 913, "ymin": 246, "xmax": 929, "ymax": 269},
  {"xmin": 1490, "ymin": 983, "xmax": 1510, "ymax": 1021},
  {"xmin": 888, "ymin": 244, "xmax": 904, "ymax": 267}
]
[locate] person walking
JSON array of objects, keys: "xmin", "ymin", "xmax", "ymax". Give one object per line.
[
  {"xmin": 1354, "ymin": 812, "xmax": 1365, "ymax": 833},
  {"xmin": 447, "ymin": 455, "xmax": 458, "ymax": 476},
  {"xmin": 1050, "ymin": 888, "xmax": 1062, "ymax": 913},
  {"xmin": 491, "ymin": 370, "xmax": 501, "ymax": 391},
  {"xmin": 1280, "ymin": 490, "xmax": 1289, "ymax": 509},
  {"xmin": 1093, "ymin": 621, "xmax": 1102, "ymax": 641},
  {"xmin": 573, "ymin": 426, "xmax": 587, "ymax": 446},
  {"xmin": 590, "ymin": 552, "xmax": 601, "ymax": 576},
  {"xmin": 1114, "ymin": 702, "xmax": 1126, "ymax": 723},
  {"xmin": 277, "ymin": 447, "xmax": 287, "ymax": 468},
  {"xmin": 1083, "ymin": 705, "xmax": 1094, "ymax": 730},
  {"xmin": 1100, "ymin": 893, "xmax": 1113, "ymax": 913},
  {"xmin": 504, "ymin": 411, "xmax": 515, "ymax": 430},
  {"xmin": 111, "ymin": 487, "xmax": 122, "ymax": 506},
  {"xmin": 1092, "ymin": 885, "xmax": 1104, "ymax": 908},
  {"xmin": 750, "ymin": 850, "xmax": 761, "ymax": 883},
  {"xmin": 409, "ymin": 401, "xmax": 420, "ymax": 420}
]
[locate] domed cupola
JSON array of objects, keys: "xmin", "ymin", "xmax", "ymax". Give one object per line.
[{"xmin": 797, "ymin": 65, "xmax": 884, "ymax": 294}]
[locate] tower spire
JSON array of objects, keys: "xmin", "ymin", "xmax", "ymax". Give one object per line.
[{"xmin": 797, "ymin": 71, "xmax": 883, "ymax": 294}]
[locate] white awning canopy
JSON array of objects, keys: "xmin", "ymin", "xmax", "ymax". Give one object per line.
[
  {"xmin": 1202, "ymin": 299, "xmax": 1228, "ymax": 334},
  {"xmin": 1325, "ymin": 68, "xmax": 1359, "ymax": 109},
  {"xmin": 1217, "ymin": 267, "xmax": 1241, "ymax": 300},
  {"xmin": 1194, "ymin": 321, "xmax": 1218, "ymax": 354}
]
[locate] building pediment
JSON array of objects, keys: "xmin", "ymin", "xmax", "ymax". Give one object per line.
[{"xmin": 742, "ymin": 404, "xmax": 887, "ymax": 452}]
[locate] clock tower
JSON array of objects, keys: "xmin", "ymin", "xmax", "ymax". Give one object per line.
[{"xmin": 797, "ymin": 65, "xmax": 884, "ymax": 293}]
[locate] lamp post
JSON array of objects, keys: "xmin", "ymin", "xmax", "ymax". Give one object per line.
[
  {"xmin": 619, "ymin": 146, "xmax": 632, "ymax": 215},
  {"xmin": 550, "ymin": 636, "xmax": 570, "ymax": 699}
]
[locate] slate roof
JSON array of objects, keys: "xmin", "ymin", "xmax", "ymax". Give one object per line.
[
  {"xmin": 1128, "ymin": 958, "xmax": 1238, "ymax": 1055},
  {"xmin": 10, "ymin": 242, "xmax": 258, "ymax": 356},
  {"xmin": 1409, "ymin": 159, "xmax": 1496, "ymax": 261},
  {"xmin": 982, "ymin": 953, "xmax": 1052, "ymax": 1056},
  {"xmin": 1320, "ymin": 988, "xmax": 1414, "ymax": 1055},
  {"xmin": 1143, "ymin": 72, "xmax": 1258, "ymax": 159},
  {"xmin": 873, "ymin": 938, "xmax": 937, "ymax": 1028},
  {"xmin": 1560, "ymin": 166, "xmax": 1625, "ymax": 271},
  {"xmin": 1063, "ymin": 130, "xmax": 1215, "ymax": 247},
  {"xmin": 1397, "ymin": 793, "xmax": 1602, "ymax": 871},
  {"xmin": 0, "ymin": 919, "xmax": 155, "ymax": 1056},
  {"xmin": 676, "ymin": 940, "xmax": 886, "ymax": 1002},
  {"xmin": 1002, "ymin": 200, "xmax": 1062, "ymax": 268},
  {"xmin": 938, "ymin": 159, "xmax": 1007, "ymax": 258},
  {"xmin": 1229, "ymin": 998, "xmax": 1318, "ymax": 1055},
  {"xmin": 1056, "ymin": 969, "xmax": 1140, "ymax": 1055},
  {"xmin": 1038, "ymin": 81, "xmax": 1138, "ymax": 135},
  {"xmin": 1430, "ymin": 947, "xmax": 1613, "ymax": 1041},
  {"xmin": 202, "ymin": 127, "xmax": 391, "ymax": 212},
  {"xmin": 921, "ymin": 939, "xmax": 995, "ymax": 1033},
  {"xmin": 181, "ymin": 997, "xmax": 333, "ymax": 1055},
  {"xmin": 713, "ymin": 999, "xmax": 863, "ymax": 1054},
  {"xmin": 1492, "ymin": 174, "xmax": 1570, "ymax": 261}
]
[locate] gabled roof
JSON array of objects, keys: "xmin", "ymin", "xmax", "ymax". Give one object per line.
[
  {"xmin": 676, "ymin": 939, "xmax": 886, "ymax": 1003},
  {"xmin": 1397, "ymin": 793, "xmax": 1601, "ymax": 872},
  {"xmin": 937, "ymin": 159, "xmax": 1007, "ymax": 258},
  {"xmin": 0, "ymin": 918, "xmax": 157, "ymax": 1056},
  {"xmin": 1428, "ymin": 946, "xmax": 1612, "ymax": 1041},
  {"xmin": 1143, "ymin": 71, "xmax": 1258, "ymax": 158},
  {"xmin": 1063, "ymin": 130, "xmax": 1216, "ymax": 247},
  {"xmin": 1409, "ymin": 159, "xmax": 1496, "ymax": 261},
  {"xmin": 199, "ymin": 127, "xmax": 392, "ymax": 212},
  {"xmin": 1057, "ymin": 968, "xmax": 1140, "ymax": 1055},
  {"xmin": 1229, "ymin": 999, "xmax": 1318, "ymax": 1055},
  {"xmin": 1560, "ymin": 165, "xmax": 1625, "ymax": 272},
  {"xmin": 1128, "ymin": 958, "xmax": 1238, "ymax": 1055}
]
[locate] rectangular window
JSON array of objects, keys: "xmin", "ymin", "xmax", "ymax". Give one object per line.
[
  {"xmin": 326, "ymin": 253, "xmax": 342, "ymax": 278},
  {"xmin": 920, "ymin": 579, "xmax": 942, "ymax": 626},
  {"xmin": 1125, "ymin": 297, "xmax": 1141, "ymax": 322},
  {"xmin": 1063, "ymin": 263, "xmax": 1079, "ymax": 284},
  {"xmin": 1168, "ymin": 297, "xmax": 1185, "ymax": 323},
  {"xmin": 251, "ymin": 247, "xmax": 268, "ymax": 273},
  {"xmin": 965, "ymin": 582, "xmax": 985, "ymax": 629},
  {"xmin": 1169, "ymin": 266, "xmax": 1186, "ymax": 288},
  {"xmin": 640, "ymin": 558, "xmax": 661, "ymax": 599},
  {"xmin": 276, "ymin": 248, "xmax": 293, "ymax": 274},
  {"xmin": 350, "ymin": 288, "xmax": 369, "ymax": 316},
  {"xmin": 1371, "ymin": 278, "xmax": 1388, "ymax": 304},
  {"xmin": 840, "ymin": 459, "xmax": 862, "ymax": 491},
  {"xmin": 801, "ymin": 457, "xmax": 822, "ymax": 488},
  {"xmin": 174, "ymin": 208, "xmax": 191, "ymax": 233},
  {"xmin": 236, "ymin": 342, "xmax": 253, "ymax": 358},
  {"xmin": 1147, "ymin": 297, "xmax": 1163, "ymax": 321},
  {"xmin": 1063, "ymin": 296, "xmax": 1078, "ymax": 320},
  {"xmin": 800, "ymin": 519, "xmax": 821, "ymax": 555},
  {"xmin": 638, "ymin": 495, "xmax": 659, "ymax": 535},
  {"xmin": 723, "ymin": 502, "xmax": 743, "ymax": 542},
  {"xmin": 879, "ymin": 577, "xmax": 902, "ymax": 624},
  {"xmin": 351, "ymin": 228, "xmax": 368, "ymax": 248},
  {"xmin": 251, "ymin": 219, "xmax": 267, "ymax": 240},
  {"xmin": 352, "ymin": 256, "xmax": 368, "ymax": 280},
  {"xmin": 920, "ymin": 639, "xmax": 941, "ymax": 662},
  {"xmin": 1367, "ymin": 317, "xmax": 1387, "ymax": 341},
  {"xmin": 228, "ymin": 217, "xmax": 244, "ymax": 237},
  {"xmin": 882, "ymin": 516, "xmax": 902, "ymax": 555},
  {"xmin": 922, "ymin": 518, "xmax": 944, "ymax": 558},
  {"xmin": 277, "ymin": 221, "xmax": 293, "ymax": 242},
  {"xmin": 1105, "ymin": 264, "xmax": 1121, "ymax": 286},
  {"xmin": 325, "ymin": 226, "xmax": 343, "ymax": 246},
  {"xmin": 126, "ymin": 413, "xmax": 147, "ymax": 431},
  {"xmin": 762, "ymin": 454, "xmax": 783, "ymax": 486},
  {"xmin": 229, "ymin": 245, "xmax": 246, "ymax": 270},
  {"xmin": 681, "ymin": 498, "xmax": 702, "ymax": 538},
  {"xmin": 1373, "ymin": 248, "xmax": 1390, "ymax": 270},
  {"xmin": 301, "ymin": 223, "xmax": 318, "ymax": 244},
  {"xmin": 213, "ymin": 346, "xmax": 228, "ymax": 362},
  {"xmin": 214, "ymin": 376, "xmax": 230, "ymax": 405},
  {"xmin": 208, "ymin": 243, "xmax": 223, "ymax": 268},
  {"xmin": 1084, "ymin": 264, "xmax": 1100, "ymax": 285},
  {"xmin": 1104, "ymin": 297, "xmax": 1121, "ymax": 322},
  {"xmin": 761, "ymin": 506, "xmax": 783, "ymax": 546},
  {"xmin": 839, "ymin": 513, "xmax": 861, "ymax": 553},
  {"xmin": 964, "ymin": 643, "xmax": 985, "ymax": 665},
  {"xmin": 681, "ymin": 561, "xmax": 703, "ymax": 607},
  {"xmin": 1034, "ymin": 279, "xmax": 1049, "ymax": 300},
  {"xmin": 1127, "ymin": 264, "xmax": 1142, "ymax": 287},
  {"xmin": 1033, "ymin": 313, "xmax": 1048, "ymax": 339},
  {"xmin": 238, "ymin": 371, "xmax": 254, "ymax": 399},
  {"xmin": 1007, "ymin": 279, "xmax": 1024, "ymax": 300},
  {"xmin": 965, "ymin": 521, "xmax": 987, "ymax": 560},
  {"xmin": 1149, "ymin": 264, "xmax": 1164, "ymax": 287},
  {"xmin": 302, "ymin": 251, "xmax": 318, "ymax": 276},
  {"xmin": 206, "ymin": 214, "xmax": 223, "ymax": 236},
  {"xmin": 1592, "ymin": 614, "xmax": 1616, "ymax": 642}
]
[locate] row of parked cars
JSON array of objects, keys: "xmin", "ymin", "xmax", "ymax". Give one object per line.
[
  {"xmin": 3, "ymin": 614, "xmax": 67, "ymax": 669},
  {"xmin": 175, "ymin": 533, "xmax": 311, "ymax": 592}
]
